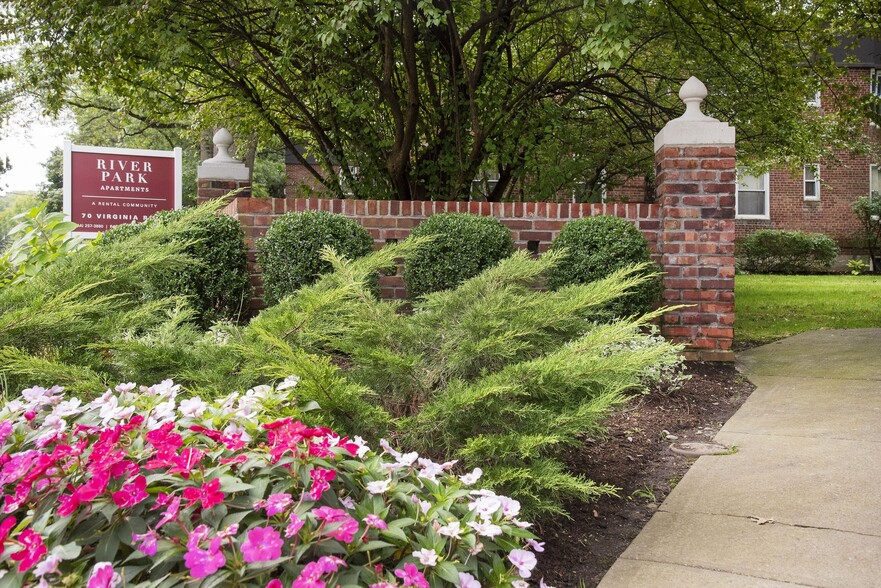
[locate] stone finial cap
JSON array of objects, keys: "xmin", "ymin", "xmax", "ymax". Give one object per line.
[
  {"xmin": 654, "ymin": 76, "xmax": 735, "ymax": 151},
  {"xmin": 197, "ymin": 127, "xmax": 250, "ymax": 181}
]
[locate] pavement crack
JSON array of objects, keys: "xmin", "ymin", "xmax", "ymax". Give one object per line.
[{"xmin": 656, "ymin": 508, "xmax": 881, "ymax": 538}]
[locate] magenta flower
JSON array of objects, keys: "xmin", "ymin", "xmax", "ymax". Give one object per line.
[
  {"xmin": 10, "ymin": 529, "xmax": 47, "ymax": 572},
  {"xmin": 112, "ymin": 475, "xmax": 148, "ymax": 508},
  {"xmin": 0, "ymin": 420, "xmax": 13, "ymax": 445},
  {"xmin": 155, "ymin": 495, "xmax": 181, "ymax": 529},
  {"xmin": 241, "ymin": 527, "xmax": 284, "ymax": 563},
  {"xmin": 86, "ymin": 562, "xmax": 121, "ymax": 588},
  {"xmin": 132, "ymin": 529, "xmax": 159, "ymax": 556},
  {"xmin": 285, "ymin": 512, "xmax": 305, "ymax": 538},
  {"xmin": 325, "ymin": 516, "xmax": 358, "ymax": 543},
  {"xmin": 395, "ymin": 563, "xmax": 430, "ymax": 588},
  {"xmin": 266, "ymin": 581, "xmax": 284, "ymax": 588},
  {"xmin": 0, "ymin": 516, "xmax": 16, "ymax": 555},
  {"xmin": 363, "ymin": 514, "xmax": 388, "ymax": 530},
  {"xmin": 259, "ymin": 493, "xmax": 292, "ymax": 517},
  {"xmin": 183, "ymin": 478, "xmax": 225, "ymax": 509},
  {"xmin": 292, "ymin": 563, "xmax": 326, "ymax": 588},
  {"xmin": 308, "ymin": 468, "xmax": 336, "ymax": 501},
  {"xmin": 184, "ymin": 537, "xmax": 226, "ymax": 579}
]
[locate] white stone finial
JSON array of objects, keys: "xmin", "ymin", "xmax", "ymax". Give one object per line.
[
  {"xmin": 679, "ymin": 77, "xmax": 710, "ymax": 121},
  {"xmin": 209, "ymin": 128, "xmax": 236, "ymax": 163},
  {"xmin": 197, "ymin": 127, "xmax": 250, "ymax": 181},
  {"xmin": 653, "ymin": 76, "xmax": 734, "ymax": 151}
]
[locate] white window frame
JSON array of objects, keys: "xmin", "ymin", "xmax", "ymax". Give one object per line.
[
  {"xmin": 871, "ymin": 164, "xmax": 881, "ymax": 200},
  {"xmin": 807, "ymin": 89, "xmax": 821, "ymax": 108},
  {"xmin": 871, "ymin": 69, "xmax": 881, "ymax": 126},
  {"xmin": 735, "ymin": 169, "xmax": 770, "ymax": 220},
  {"xmin": 804, "ymin": 163, "xmax": 820, "ymax": 201}
]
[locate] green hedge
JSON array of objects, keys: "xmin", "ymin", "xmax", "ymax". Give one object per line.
[
  {"xmin": 101, "ymin": 209, "xmax": 250, "ymax": 325},
  {"xmin": 403, "ymin": 213, "xmax": 515, "ymax": 297},
  {"xmin": 547, "ymin": 215, "xmax": 661, "ymax": 317},
  {"xmin": 257, "ymin": 210, "xmax": 374, "ymax": 305},
  {"xmin": 736, "ymin": 229, "xmax": 839, "ymax": 274}
]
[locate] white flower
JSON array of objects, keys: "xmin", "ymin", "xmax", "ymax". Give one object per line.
[
  {"xmin": 52, "ymin": 398, "xmax": 83, "ymax": 417},
  {"xmin": 499, "ymin": 496, "xmax": 521, "ymax": 518},
  {"xmin": 527, "ymin": 539, "xmax": 545, "ymax": 553},
  {"xmin": 438, "ymin": 521, "xmax": 462, "ymax": 539},
  {"xmin": 466, "ymin": 521, "xmax": 502, "ymax": 538},
  {"xmin": 366, "ymin": 479, "xmax": 391, "ymax": 494},
  {"xmin": 417, "ymin": 458, "xmax": 445, "ymax": 482},
  {"xmin": 512, "ymin": 519, "xmax": 532, "ymax": 529},
  {"xmin": 34, "ymin": 554, "xmax": 61, "ymax": 577},
  {"xmin": 89, "ymin": 389, "xmax": 114, "ymax": 409},
  {"xmin": 468, "ymin": 541, "xmax": 484, "ymax": 555},
  {"xmin": 179, "ymin": 397, "xmax": 207, "ymax": 418},
  {"xmin": 508, "ymin": 549, "xmax": 537, "ymax": 579},
  {"xmin": 457, "ymin": 572, "xmax": 481, "ymax": 588},
  {"xmin": 419, "ymin": 500, "xmax": 431, "ymax": 515},
  {"xmin": 115, "ymin": 382, "xmax": 136, "ymax": 393},
  {"xmin": 397, "ymin": 451, "xmax": 419, "ymax": 467},
  {"xmin": 276, "ymin": 375, "xmax": 300, "ymax": 391},
  {"xmin": 223, "ymin": 423, "xmax": 252, "ymax": 444},
  {"xmin": 153, "ymin": 400, "xmax": 176, "ymax": 422},
  {"xmin": 512, "ymin": 581, "xmax": 529, "ymax": 588},
  {"xmin": 460, "ymin": 467, "xmax": 483, "ymax": 485},
  {"xmin": 99, "ymin": 396, "xmax": 135, "ymax": 425},
  {"xmin": 340, "ymin": 496, "xmax": 356, "ymax": 510},
  {"xmin": 379, "ymin": 438, "xmax": 401, "ymax": 459},
  {"xmin": 352, "ymin": 436, "xmax": 370, "ymax": 458},
  {"xmin": 469, "ymin": 495, "xmax": 502, "ymax": 520},
  {"xmin": 540, "ymin": 578, "xmax": 556, "ymax": 588},
  {"xmin": 150, "ymin": 379, "xmax": 180, "ymax": 399},
  {"xmin": 412, "ymin": 548, "xmax": 438, "ymax": 566},
  {"xmin": 246, "ymin": 384, "xmax": 271, "ymax": 399}
]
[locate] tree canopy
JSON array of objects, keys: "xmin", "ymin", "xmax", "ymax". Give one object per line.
[{"xmin": 3, "ymin": 0, "xmax": 875, "ymax": 200}]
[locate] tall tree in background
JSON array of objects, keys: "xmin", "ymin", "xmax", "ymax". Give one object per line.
[{"xmin": 3, "ymin": 0, "xmax": 873, "ymax": 201}]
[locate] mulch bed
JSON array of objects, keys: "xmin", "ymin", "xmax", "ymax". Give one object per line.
[{"xmin": 533, "ymin": 361, "xmax": 756, "ymax": 586}]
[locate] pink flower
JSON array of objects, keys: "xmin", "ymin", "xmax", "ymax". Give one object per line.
[
  {"xmin": 286, "ymin": 512, "xmax": 305, "ymax": 538},
  {"xmin": 0, "ymin": 516, "xmax": 16, "ymax": 555},
  {"xmin": 526, "ymin": 538, "xmax": 545, "ymax": 552},
  {"xmin": 458, "ymin": 572, "xmax": 481, "ymax": 588},
  {"xmin": 241, "ymin": 527, "xmax": 283, "ymax": 563},
  {"xmin": 184, "ymin": 537, "xmax": 226, "ymax": 579},
  {"xmin": 308, "ymin": 468, "xmax": 336, "ymax": 501},
  {"xmin": 10, "ymin": 529, "xmax": 47, "ymax": 572},
  {"xmin": 313, "ymin": 506, "xmax": 358, "ymax": 543},
  {"xmin": 167, "ymin": 448, "xmax": 206, "ymax": 477},
  {"xmin": 292, "ymin": 563, "xmax": 326, "ymax": 588},
  {"xmin": 325, "ymin": 516, "xmax": 358, "ymax": 543},
  {"xmin": 0, "ymin": 420, "xmax": 13, "ymax": 445},
  {"xmin": 508, "ymin": 549, "xmax": 537, "ymax": 578},
  {"xmin": 370, "ymin": 584, "xmax": 396, "ymax": 588},
  {"xmin": 266, "ymin": 581, "xmax": 284, "ymax": 588},
  {"xmin": 395, "ymin": 563, "xmax": 430, "ymax": 588},
  {"xmin": 258, "ymin": 493, "xmax": 292, "ymax": 517},
  {"xmin": 363, "ymin": 514, "xmax": 388, "ymax": 530},
  {"xmin": 183, "ymin": 478, "xmax": 225, "ymax": 510},
  {"xmin": 112, "ymin": 475, "xmax": 148, "ymax": 508},
  {"xmin": 132, "ymin": 529, "xmax": 159, "ymax": 556},
  {"xmin": 413, "ymin": 547, "xmax": 438, "ymax": 566},
  {"xmin": 86, "ymin": 562, "xmax": 121, "ymax": 588},
  {"xmin": 155, "ymin": 495, "xmax": 181, "ymax": 529}
]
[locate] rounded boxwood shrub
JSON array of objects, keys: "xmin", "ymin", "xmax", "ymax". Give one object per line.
[
  {"xmin": 403, "ymin": 213, "xmax": 515, "ymax": 297},
  {"xmin": 736, "ymin": 229, "xmax": 839, "ymax": 274},
  {"xmin": 547, "ymin": 215, "xmax": 661, "ymax": 317},
  {"xmin": 101, "ymin": 209, "xmax": 250, "ymax": 326},
  {"xmin": 257, "ymin": 210, "xmax": 374, "ymax": 305}
]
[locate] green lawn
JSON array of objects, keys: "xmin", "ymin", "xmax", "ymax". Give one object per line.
[{"xmin": 736, "ymin": 274, "xmax": 881, "ymax": 344}]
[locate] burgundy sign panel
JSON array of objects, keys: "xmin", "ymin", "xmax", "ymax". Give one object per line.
[{"xmin": 68, "ymin": 150, "xmax": 177, "ymax": 234}]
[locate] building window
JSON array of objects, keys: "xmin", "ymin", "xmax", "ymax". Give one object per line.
[
  {"xmin": 736, "ymin": 169, "xmax": 769, "ymax": 219},
  {"xmin": 871, "ymin": 164, "xmax": 881, "ymax": 199},
  {"xmin": 804, "ymin": 164, "xmax": 820, "ymax": 200},
  {"xmin": 807, "ymin": 89, "xmax": 821, "ymax": 108},
  {"xmin": 871, "ymin": 69, "xmax": 881, "ymax": 121}
]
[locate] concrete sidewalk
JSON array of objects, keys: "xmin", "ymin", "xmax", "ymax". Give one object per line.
[{"xmin": 597, "ymin": 329, "xmax": 881, "ymax": 588}]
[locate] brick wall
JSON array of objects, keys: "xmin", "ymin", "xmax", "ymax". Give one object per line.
[
  {"xmin": 224, "ymin": 197, "xmax": 661, "ymax": 303},
  {"xmin": 735, "ymin": 67, "xmax": 881, "ymax": 249},
  {"xmin": 656, "ymin": 146, "xmax": 736, "ymax": 362},
  {"xmin": 197, "ymin": 179, "xmax": 251, "ymax": 204}
]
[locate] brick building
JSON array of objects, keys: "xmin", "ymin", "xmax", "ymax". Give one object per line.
[{"xmin": 735, "ymin": 39, "xmax": 881, "ymax": 253}]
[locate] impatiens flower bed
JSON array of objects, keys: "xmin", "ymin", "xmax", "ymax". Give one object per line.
[{"xmin": 0, "ymin": 379, "xmax": 553, "ymax": 587}]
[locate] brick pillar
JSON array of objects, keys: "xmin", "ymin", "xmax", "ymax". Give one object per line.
[
  {"xmin": 655, "ymin": 77, "xmax": 736, "ymax": 361},
  {"xmin": 196, "ymin": 128, "xmax": 251, "ymax": 203}
]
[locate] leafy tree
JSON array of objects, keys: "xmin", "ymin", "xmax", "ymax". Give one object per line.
[{"xmin": 5, "ymin": 0, "xmax": 872, "ymax": 201}]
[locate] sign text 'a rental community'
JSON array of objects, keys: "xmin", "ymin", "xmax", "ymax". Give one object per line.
[{"xmin": 63, "ymin": 142, "xmax": 182, "ymax": 238}]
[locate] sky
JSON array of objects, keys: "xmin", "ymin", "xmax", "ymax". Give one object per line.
[{"xmin": 0, "ymin": 109, "xmax": 74, "ymax": 193}]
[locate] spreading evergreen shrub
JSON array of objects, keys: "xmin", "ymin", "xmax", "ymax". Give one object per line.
[
  {"xmin": 257, "ymin": 211, "xmax": 374, "ymax": 305},
  {"xmin": 102, "ymin": 209, "xmax": 250, "ymax": 325},
  {"xmin": 736, "ymin": 229, "xmax": 839, "ymax": 274},
  {"xmin": 546, "ymin": 215, "xmax": 662, "ymax": 317},
  {"xmin": 403, "ymin": 213, "xmax": 515, "ymax": 297}
]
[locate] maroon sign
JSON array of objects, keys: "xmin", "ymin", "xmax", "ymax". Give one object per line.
[{"xmin": 64, "ymin": 143, "xmax": 182, "ymax": 236}]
